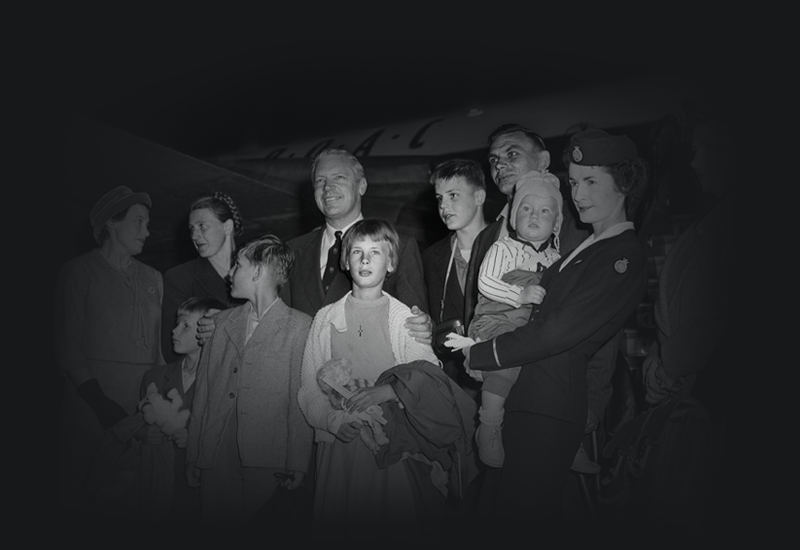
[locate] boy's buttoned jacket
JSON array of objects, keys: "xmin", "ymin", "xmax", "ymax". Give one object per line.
[{"xmin": 187, "ymin": 299, "xmax": 313, "ymax": 472}]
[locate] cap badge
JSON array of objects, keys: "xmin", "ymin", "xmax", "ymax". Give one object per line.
[
  {"xmin": 614, "ymin": 258, "xmax": 629, "ymax": 274},
  {"xmin": 572, "ymin": 145, "xmax": 583, "ymax": 162}
]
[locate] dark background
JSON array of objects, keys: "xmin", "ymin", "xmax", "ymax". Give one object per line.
[
  {"xmin": 41, "ymin": 5, "xmax": 734, "ymax": 271},
  {"xmin": 28, "ymin": 4, "xmax": 745, "ymax": 540}
]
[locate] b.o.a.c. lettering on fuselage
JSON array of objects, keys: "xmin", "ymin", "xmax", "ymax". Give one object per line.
[
  {"xmin": 260, "ymin": 116, "xmax": 448, "ymax": 159},
  {"xmin": 246, "ymin": 75, "xmax": 693, "ymax": 161}
]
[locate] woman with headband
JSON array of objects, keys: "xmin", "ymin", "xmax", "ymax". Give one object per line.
[{"xmin": 161, "ymin": 192, "xmax": 245, "ymax": 363}]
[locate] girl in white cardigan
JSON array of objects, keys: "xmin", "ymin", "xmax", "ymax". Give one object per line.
[{"xmin": 297, "ymin": 219, "xmax": 439, "ymax": 539}]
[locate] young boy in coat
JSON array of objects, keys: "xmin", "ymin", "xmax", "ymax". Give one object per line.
[
  {"xmin": 186, "ymin": 234, "xmax": 313, "ymax": 523},
  {"xmin": 136, "ymin": 295, "xmax": 227, "ymax": 520}
]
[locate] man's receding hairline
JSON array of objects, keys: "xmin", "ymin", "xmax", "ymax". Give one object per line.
[{"xmin": 490, "ymin": 130, "xmax": 541, "ymax": 152}]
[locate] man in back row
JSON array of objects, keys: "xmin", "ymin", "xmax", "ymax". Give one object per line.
[
  {"xmin": 281, "ymin": 148, "xmax": 431, "ymax": 334},
  {"xmin": 201, "ymin": 149, "xmax": 431, "ymax": 338},
  {"xmin": 464, "ymin": 123, "xmax": 588, "ymax": 325},
  {"xmin": 464, "ymin": 124, "xmax": 618, "ymax": 479}
]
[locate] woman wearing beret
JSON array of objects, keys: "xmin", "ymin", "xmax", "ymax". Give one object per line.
[
  {"xmin": 160, "ymin": 191, "xmax": 245, "ymax": 363},
  {"xmin": 54, "ymin": 186, "xmax": 163, "ymax": 511},
  {"xmin": 450, "ymin": 129, "xmax": 650, "ymax": 532}
]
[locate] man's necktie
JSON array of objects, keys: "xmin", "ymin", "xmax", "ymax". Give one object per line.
[{"xmin": 322, "ymin": 230, "xmax": 343, "ymax": 293}]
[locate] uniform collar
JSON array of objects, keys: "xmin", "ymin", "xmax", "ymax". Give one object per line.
[{"xmin": 559, "ymin": 221, "xmax": 634, "ymax": 271}]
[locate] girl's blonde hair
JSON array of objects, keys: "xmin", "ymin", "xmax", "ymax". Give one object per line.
[{"xmin": 340, "ymin": 218, "xmax": 399, "ymax": 272}]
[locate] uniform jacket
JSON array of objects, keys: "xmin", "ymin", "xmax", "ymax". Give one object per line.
[
  {"xmin": 186, "ymin": 299, "xmax": 313, "ymax": 472},
  {"xmin": 470, "ymin": 229, "xmax": 647, "ymax": 425},
  {"xmin": 161, "ymin": 257, "xmax": 242, "ymax": 363},
  {"xmin": 282, "ymin": 226, "xmax": 429, "ymax": 317}
]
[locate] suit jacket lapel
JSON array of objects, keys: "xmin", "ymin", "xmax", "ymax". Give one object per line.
[
  {"xmin": 440, "ymin": 239, "xmax": 464, "ymax": 321},
  {"xmin": 244, "ymin": 299, "xmax": 288, "ymax": 351},
  {"xmin": 540, "ymin": 244, "xmax": 595, "ymax": 315},
  {"xmin": 222, "ymin": 306, "xmax": 247, "ymax": 361},
  {"xmin": 445, "ymin": 268, "xmax": 464, "ymax": 320},
  {"xmin": 431, "ymin": 239, "xmax": 450, "ymax": 320},
  {"xmin": 298, "ymin": 229, "xmax": 326, "ymax": 310}
]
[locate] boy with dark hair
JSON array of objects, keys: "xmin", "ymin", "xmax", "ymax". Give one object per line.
[{"xmin": 422, "ymin": 158, "xmax": 488, "ymax": 385}]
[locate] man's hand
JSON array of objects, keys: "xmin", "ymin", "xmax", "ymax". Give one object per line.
[
  {"xmin": 196, "ymin": 308, "xmax": 221, "ymax": 345},
  {"xmin": 405, "ymin": 305, "xmax": 432, "ymax": 345}
]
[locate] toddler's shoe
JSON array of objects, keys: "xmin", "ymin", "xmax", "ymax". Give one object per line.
[
  {"xmin": 476, "ymin": 422, "xmax": 505, "ymax": 468},
  {"xmin": 570, "ymin": 443, "xmax": 600, "ymax": 474}
]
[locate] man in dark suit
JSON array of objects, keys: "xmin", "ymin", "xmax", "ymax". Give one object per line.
[
  {"xmin": 281, "ymin": 148, "xmax": 431, "ymax": 337},
  {"xmin": 422, "ymin": 159, "xmax": 488, "ymax": 385},
  {"xmin": 198, "ymin": 149, "xmax": 430, "ymax": 338},
  {"xmin": 464, "ymin": 124, "xmax": 589, "ymax": 327}
]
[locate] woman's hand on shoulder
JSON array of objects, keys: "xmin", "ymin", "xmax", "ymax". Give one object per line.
[{"xmin": 195, "ymin": 308, "xmax": 221, "ymax": 345}]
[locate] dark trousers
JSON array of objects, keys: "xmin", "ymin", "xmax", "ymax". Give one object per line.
[{"xmin": 489, "ymin": 411, "xmax": 584, "ymax": 530}]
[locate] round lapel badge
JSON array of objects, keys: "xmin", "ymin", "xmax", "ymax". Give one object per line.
[
  {"xmin": 614, "ymin": 258, "xmax": 629, "ymax": 274},
  {"xmin": 572, "ymin": 145, "xmax": 583, "ymax": 162}
]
